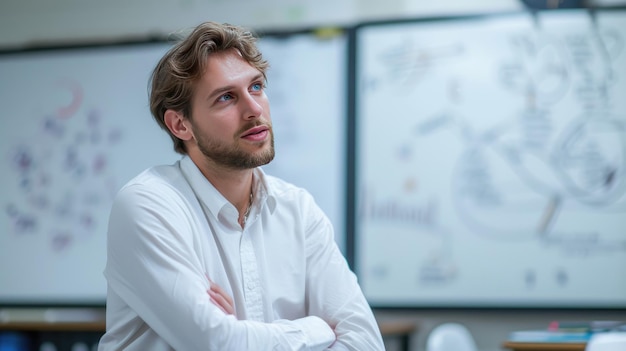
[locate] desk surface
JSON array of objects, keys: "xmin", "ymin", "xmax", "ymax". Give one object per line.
[
  {"xmin": 0, "ymin": 321, "xmax": 105, "ymax": 332},
  {"xmin": 378, "ymin": 320, "xmax": 417, "ymax": 336},
  {"xmin": 0, "ymin": 321, "xmax": 106, "ymax": 332},
  {"xmin": 502, "ymin": 341, "xmax": 587, "ymax": 351}
]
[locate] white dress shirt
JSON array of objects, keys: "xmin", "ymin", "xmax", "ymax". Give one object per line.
[{"xmin": 98, "ymin": 156, "xmax": 384, "ymax": 351}]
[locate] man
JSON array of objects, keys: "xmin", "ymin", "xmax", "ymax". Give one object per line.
[{"xmin": 98, "ymin": 21, "xmax": 384, "ymax": 350}]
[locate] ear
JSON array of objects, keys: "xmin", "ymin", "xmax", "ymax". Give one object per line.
[{"xmin": 164, "ymin": 109, "xmax": 193, "ymax": 141}]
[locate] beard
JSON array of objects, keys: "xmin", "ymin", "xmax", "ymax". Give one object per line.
[{"xmin": 194, "ymin": 122, "xmax": 275, "ymax": 170}]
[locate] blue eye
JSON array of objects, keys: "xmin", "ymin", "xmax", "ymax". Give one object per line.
[
  {"xmin": 218, "ymin": 93, "xmax": 233, "ymax": 102},
  {"xmin": 251, "ymin": 83, "xmax": 263, "ymax": 92}
]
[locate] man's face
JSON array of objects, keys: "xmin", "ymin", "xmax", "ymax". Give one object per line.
[{"xmin": 187, "ymin": 49, "xmax": 274, "ymax": 170}]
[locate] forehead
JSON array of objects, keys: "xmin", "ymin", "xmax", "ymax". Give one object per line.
[{"xmin": 202, "ymin": 49, "xmax": 260, "ymax": 84}]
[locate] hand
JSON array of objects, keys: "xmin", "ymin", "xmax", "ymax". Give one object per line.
[{"xmin": 206, "ymin": 277, "xmax": 235, "ymax": 316}]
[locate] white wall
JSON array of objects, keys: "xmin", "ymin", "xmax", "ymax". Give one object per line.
[
  {"xmin": 0, "ymin": 0, "xmax": 523, "ymax": 48},
  {"xmin": 2, "ymin": 1, "xmax": 624, "ymax": 351}
]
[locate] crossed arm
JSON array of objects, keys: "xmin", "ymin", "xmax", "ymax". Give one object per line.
[{"xmin": 206, "ymin": 278, "xmax": 338, "ymax": 339}]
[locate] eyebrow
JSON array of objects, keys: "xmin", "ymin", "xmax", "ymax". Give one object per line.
[{"xmin": 206, "ymin": 73, "xmax": 265, "ymax": 101}]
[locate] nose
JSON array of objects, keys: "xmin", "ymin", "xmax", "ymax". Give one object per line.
[{"xmin": 241, "ymin": 92, "xmax": 264, "ymax": 120}]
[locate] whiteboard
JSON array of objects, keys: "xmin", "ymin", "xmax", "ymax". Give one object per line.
[
  {"xmin": 353, "ymin": 10, "xmax": 626, "ymax": 308},
  {"xmin": 258, "ymin": 33, "xmax": 347, "ymax": 253},
  {"xmin": 0, "ymin": 31, "xmax": 347, "ymax": 306}
]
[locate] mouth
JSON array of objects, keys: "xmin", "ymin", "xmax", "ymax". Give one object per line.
[{"xmin": 241, "ymin": 125, "xmax": 270, "ymax": 141}]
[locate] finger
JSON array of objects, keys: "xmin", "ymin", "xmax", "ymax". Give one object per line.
[
  {"xmin": 208, "ymin": 294, "xmax": 228, "ymax": 314},
  {"xmin": 209, "ymin": 283, "xmax": 234, "ymax": 307},
  {"xmin": 208, "ymin": 289, "xmax": 235, "ymax": 315},
  {"xmin": 205, "ymin": 276, "xmax": 235, "ymax": 315}
]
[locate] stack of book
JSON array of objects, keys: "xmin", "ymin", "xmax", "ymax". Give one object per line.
[{"xmin": 508, "ymin": 320, "xmax": 625, "ymax": 343}]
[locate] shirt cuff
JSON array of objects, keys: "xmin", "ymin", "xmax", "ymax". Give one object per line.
[{"xmin": 288, "ymin": 315, "xmax": 336, "ymax": 350}]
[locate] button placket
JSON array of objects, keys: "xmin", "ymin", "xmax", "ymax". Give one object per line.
[{"xmin": 240, "ymin": 228, "xmax": 264, "ymax": 321}]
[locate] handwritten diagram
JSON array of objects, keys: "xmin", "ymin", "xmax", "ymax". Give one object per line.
[
  {"xmin": 356, "ymin": 11, "xmax": 626, "ymax": 306},
  {"xmin": 0, "ymin": 43, "xmax": 179, "ymax": 303},
  {"xmin": 4, "ymin": 80, "xmax": 122, "ymax": 252}
]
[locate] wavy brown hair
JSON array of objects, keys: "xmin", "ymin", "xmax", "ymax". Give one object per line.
[{"xmin": 149, "ymin": 21, "xmax": 269, "ymax": 154}]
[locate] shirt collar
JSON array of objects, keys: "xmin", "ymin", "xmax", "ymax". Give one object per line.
[
  {"xmin": 179, "ymin": 156, "xmax": 277, "ymax": 219},
  {"xmin": 256, "ymin": 167, "xmax": 277, "ymax": 214}
]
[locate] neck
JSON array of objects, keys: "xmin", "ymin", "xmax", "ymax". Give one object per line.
[{"xmin": 189, "ymin": 153, "xmax": 255, "ymax": 221}]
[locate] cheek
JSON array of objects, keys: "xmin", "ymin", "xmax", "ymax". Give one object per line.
[{"xmin": 261, "ymin": 99, "xmax": 272, "ymax": 120}]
